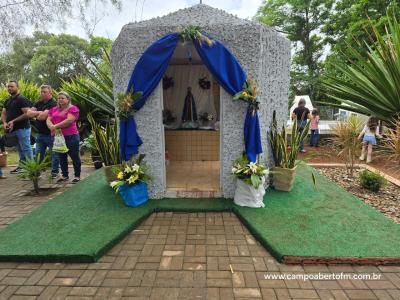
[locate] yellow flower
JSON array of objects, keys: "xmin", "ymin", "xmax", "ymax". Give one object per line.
[
  {"xmin": 117, "ymin": 172, "xmax": 124, "ymax": 180},
  {"xmin": 127, "ymin": 174, "xmax": 139, "ymax": 184},
  {"xmin": 243, "ymin": 91, "xmax": 249, "ymax": 97}
]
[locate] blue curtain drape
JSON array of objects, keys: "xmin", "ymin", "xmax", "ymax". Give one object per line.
[
  {"xmin": 120, "ymin": 33, "xmax": 180, "ymax": 161},
  {"xmin": 244, "ymin": 111, "xmax": 263, "ymax": 162},
  {"xmin": 194, "ymin": 37, "xmax": 262, "ymax": 162},
  {"xmin": 121, "ymin": 31, "xmax": 263, "ymax": 162}
]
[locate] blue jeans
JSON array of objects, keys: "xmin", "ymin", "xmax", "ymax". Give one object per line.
[
  {"xmin": 298, "ymin": 120, "xmax": 308, "ymax": 151},
  {"xmin": 310, "ymin": 129, "xmax": 320, "ymax": 146},
  {"xmin": 35, "ymin": 133, "xmax": 60, "ymax": 175},
  {"xmin": 58, "ymin": 134, "xmax": 81, "ymax": 178},
  {"xmin": 11, "ymin": 128, "xmax": 33, "ymax": 166},
  {"xmin": 0, "ymin": 167, "xmax": 3, "ymax": 177}
]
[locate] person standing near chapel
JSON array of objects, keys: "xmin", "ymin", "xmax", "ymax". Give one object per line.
[
  {"xmin": 291, "ymin": 98, "xmax": 311, "ymax": 153},
  {"xmin": 26, "ymin": 85, "xmax": 59, "ymax": 178},
  {"xmin": 1, "ymin": 80, "xmax": 33, "ymax": 174}
]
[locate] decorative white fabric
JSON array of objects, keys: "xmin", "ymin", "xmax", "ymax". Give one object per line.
[
  {"xmin": 163, "ymin": 65, "xmax": 216, "ymax": 126},
  {"xmin": 233, "ymin": 177, "xmax": 266, "ymax": 208}
]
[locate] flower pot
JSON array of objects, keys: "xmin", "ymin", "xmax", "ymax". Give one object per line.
[
  {"xmin": 118, "ymin": 182, "xmax": 149, "ymax": 207},
  {"xmin": 93, "ymin": 161, "xmax": 103, "ymax": 169},
  {"xmin": 234, "ymin": 177, "xmax": 265, "ymax": 208},
  {"xmin": 91, "ymin": 153, "xmax": 101, "ymax": 162},
  {"xmin": 271, "ymin": 166, "xmax": 297, "ymax": 192},
  {"xmin": 104, "ymin": 165, "xmax": 121, "ymax": 183},
  {"xmin": 0, "ymin": 152, "xmax": 7, "ymax": 167}
]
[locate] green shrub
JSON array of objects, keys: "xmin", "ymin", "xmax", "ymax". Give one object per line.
[
  {"xmin": 0, "ymin": 80, "xmax": 40, "ymax": 104},
  {"xmin": 359, "ymin": 170, "xmax": 387, "ymax": 192}
]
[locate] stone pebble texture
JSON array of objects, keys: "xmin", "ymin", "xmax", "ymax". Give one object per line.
[{"xmin": 111, "ymin": 4, "xmax": 290, "ymax": 198}]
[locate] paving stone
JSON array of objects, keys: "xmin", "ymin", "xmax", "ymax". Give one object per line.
[
  {"xmin": 69, "ymin": 287, "xmax": 98, "ymax": 296},
  {"xmin": 288, "ymin": 289, "xmax": 319, "ymax": 299},
  {"xmin": 15, "ymin": 286, "xmax": 45, "ymax": 296},
  {"xmin": 0, "ymin": 200, "xmax": 399, "ymax": 300},
  {"xmin": 345, "ymin": 289, "xmax": 378, "ymax": 299},
  {"xmin": 36, "ymin": 286, "xmax": 58, "ymax": 300},
  {"xmin": 233, "ymin": 288, "xmax": 262, "ymax": 298},
  {"xmin": 219, "ymin": 288, "xmax": 234, "ymax": 299}
]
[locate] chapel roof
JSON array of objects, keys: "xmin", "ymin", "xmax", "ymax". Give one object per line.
[{"xmin": 124, "ymin": 4, "xmax": 264, "ymax": 28}]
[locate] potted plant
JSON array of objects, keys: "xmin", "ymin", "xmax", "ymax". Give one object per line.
[
  {"xmin": 82, "ymin": 133, "xmax": 103, "ymax": 169},
  {"xmin": 17, "ymin": 155, "xmax": 50, "ymax": 194},
  {"xmin": 268, "ymin": 111, "xmax": 310, "ymax": 192},
  {"xmin": 110, "ymin": 156, "xmax": 150, "ymax": 207},
  {"xmin": 232, "ymin": 153, "xmax": 269, "ymax": 208},
  {"xmin": 88, "ymin": 114, "xmax": 121, "ymax": 182}
]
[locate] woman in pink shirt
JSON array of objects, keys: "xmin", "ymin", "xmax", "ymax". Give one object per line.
[
  {"xmin": 310, "ymin": 109, "xmax": 320, "ymax": 147},
  {"xmin": 46, "ymin": 91, "xmax": 81, "ymax": 183}
]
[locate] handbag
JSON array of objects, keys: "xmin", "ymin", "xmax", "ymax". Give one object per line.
[
  {"xmin": 53, "ymin": 130, "xmax": 69, "ymax": 153},
  {"xmin": 4, "ymin": 132, "xmax": 18, "ymax": 147}
]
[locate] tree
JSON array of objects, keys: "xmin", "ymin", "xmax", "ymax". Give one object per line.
[
  {"xmin": 320, "ymin": 1, "xmax": 400, "ymax": 115},
  {"xmin": 0, "ymin": 32, "xmax": 113, "ymax": 89},
  {"xmin": 0, "ymin": 0, "xmax": 121, "ymax": 47},
  {"xmin": 323, "ymin": 14, "xmax": 400, "ymax": 122},
  {"xmin": 257, "ymin": 0, "xmax": 334, "ymax": 104},
  {"xmin": 323, "ymin": 0, "xmax": 400, "ymax": 59}
]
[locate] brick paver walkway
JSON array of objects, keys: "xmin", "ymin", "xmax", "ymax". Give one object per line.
[{"xmin": 0, "ymin": 167, "xmax": 399, "ymax": 299}]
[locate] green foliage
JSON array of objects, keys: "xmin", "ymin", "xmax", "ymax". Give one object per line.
[
  {"xmin": 110, "ymin": 156, "xmax": 150, "ymax": 193},
  {"xmin": 0, "ymin": 32, "xmax": 113, "ymax": 89},
  {"xmin": 359, "ymin": 170, "xmax": 387, "ymax": 192},
  {"xmin": 62, "ymin": 51, "xmax": 115, "ymax": 138},
  {"xmin": 116, "ymin": 89, "xmax": 143, "ymax": 120},
  {"xmin": 231, "ymin": 153, "xmax": 268, "ymax": 188},
  {"xmin": 332, "ymin": 115, "xmax": 363, "ymax": 177},
  {"xmin": 17, "ymin": 155, "xmax": 51, "ymax": 194},
  {"xmin": 257, "ymin": 0, "xmax": 333, "ymax": 104},
  {"xmin": 87, "ymin": 113, "xmax": 120, "ymax": 166},
  {"xmin": 268, "ymin": 111, "xmax": 310, "ymax": 169},
  {"xmin": 179, "ymin": 26, "xmax": 214, "ymax": 46},
  {"xmin": 323, "ymin": 14, "xmax": 400, "ymax": 122},
  {"xmin": 323, "ymin": 1, "xmax": 400, "ymax": 60},
  {"xmin": 62, "ymin": 51, "xmax": 114, "ymax": 114},
  {"xmin": 0, "ymin": 80, "xmax": 40, "ymax": 107},
  {"xmin": 381, "ymin": 117, "xmax": 400, "ymax": 165}
]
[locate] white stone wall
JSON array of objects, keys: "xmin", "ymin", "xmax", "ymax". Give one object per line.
[{"xmin": 111, "ymin": 4, "xmax": 290, "ymax": 198}]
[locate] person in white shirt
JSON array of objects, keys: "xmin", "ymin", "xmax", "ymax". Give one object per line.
[{"xmin": 358, "ymin": 117, "xmax": 382, "ymax": 163}]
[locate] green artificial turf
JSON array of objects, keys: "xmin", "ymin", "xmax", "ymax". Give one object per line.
[{"xmin": 0, "ymin": 164, "xmax": 399, "ymax": 262}]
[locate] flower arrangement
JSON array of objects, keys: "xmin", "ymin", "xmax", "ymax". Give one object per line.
[
  {"xmin": 110, "ymin": 156, "xmax": 150, "ymax": 193},
  {"xmin": 199, "ymin": 112, "xmax": 214, "ymax": 122},
  {"xmin": 116, "ymin": 87, "xmax": 143, "ymax": 120},
  {"xmin": 163, "ymin": 76, "xmax": 174, "ymax": 90},
  {"xmin": 233, "ymin": 78, "xmax": 259, "ymax": 111},
  {"xmin": 232, "ymin": 154, "xmax": 268, "ymax": 188},
  {"xmin": 178, "ymin": 25, "xmax": 215, "ymax": 47},
  {"xmin": 199, "ymin": 76, "xmax": 211, "ymax": 89}
]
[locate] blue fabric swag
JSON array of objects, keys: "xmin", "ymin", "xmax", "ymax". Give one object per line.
[
  {"xmin": 121, "ymin": 31, "xmax": 263, "ymax": 162},
  {"xmin": 194, "ymin": 37, "xmax": 262, "ymax": 162},
  {"xmin": 120, "ymin": 33, "xmax": 180, "ymax": 161}
]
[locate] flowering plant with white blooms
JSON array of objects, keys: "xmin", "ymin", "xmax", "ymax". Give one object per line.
[
  {"xmin": 232, "ymin": 154, "xmax": 269, "ymax": 188},
  {"xmin": 110, "ymin": 157, "xmax": 150, "ymax": 192}
]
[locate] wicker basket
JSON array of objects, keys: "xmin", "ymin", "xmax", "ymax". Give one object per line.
[{"xmin": 0, "ymin": 153, "xmax": 7, "ymax": 168}]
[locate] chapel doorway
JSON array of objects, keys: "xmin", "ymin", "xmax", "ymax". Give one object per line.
[{"xmin": 162, "ymin": 42, "xmax": 221, "ymax": 197}]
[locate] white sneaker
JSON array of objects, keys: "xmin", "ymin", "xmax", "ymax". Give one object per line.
[
  {"xmin": 366, "ymin": 155, "xmax": 372, "ymax": 163},
  {"xmin": 359, "ymin": 155, "xmax": 365, "ymax": 161}
]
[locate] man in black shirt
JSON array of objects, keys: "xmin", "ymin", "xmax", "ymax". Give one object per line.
[
  {"xmin": 1, "ymin": 80, "xmax": 33, "ymax": 174},
  {"xmin": 291, "ymin": 98, "xmax": 311, "ymax": 153},
  {"xmin": 27, "ymin": 85, "xmax": 59, "ymax": 177}
]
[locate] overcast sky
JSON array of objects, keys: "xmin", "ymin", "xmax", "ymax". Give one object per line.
[{"xmin": 48, "ymin": 0, "xmax": 264, "ymax": 40}]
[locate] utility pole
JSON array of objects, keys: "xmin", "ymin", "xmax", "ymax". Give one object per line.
[{"xmin": 200, "ymin": 0, "xmax": 202, "ymax": 3}]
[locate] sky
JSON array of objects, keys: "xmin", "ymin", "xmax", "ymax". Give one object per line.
[{"xmin": 49, "ymin": 0, "xmax": 264, "ymax": 40}]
